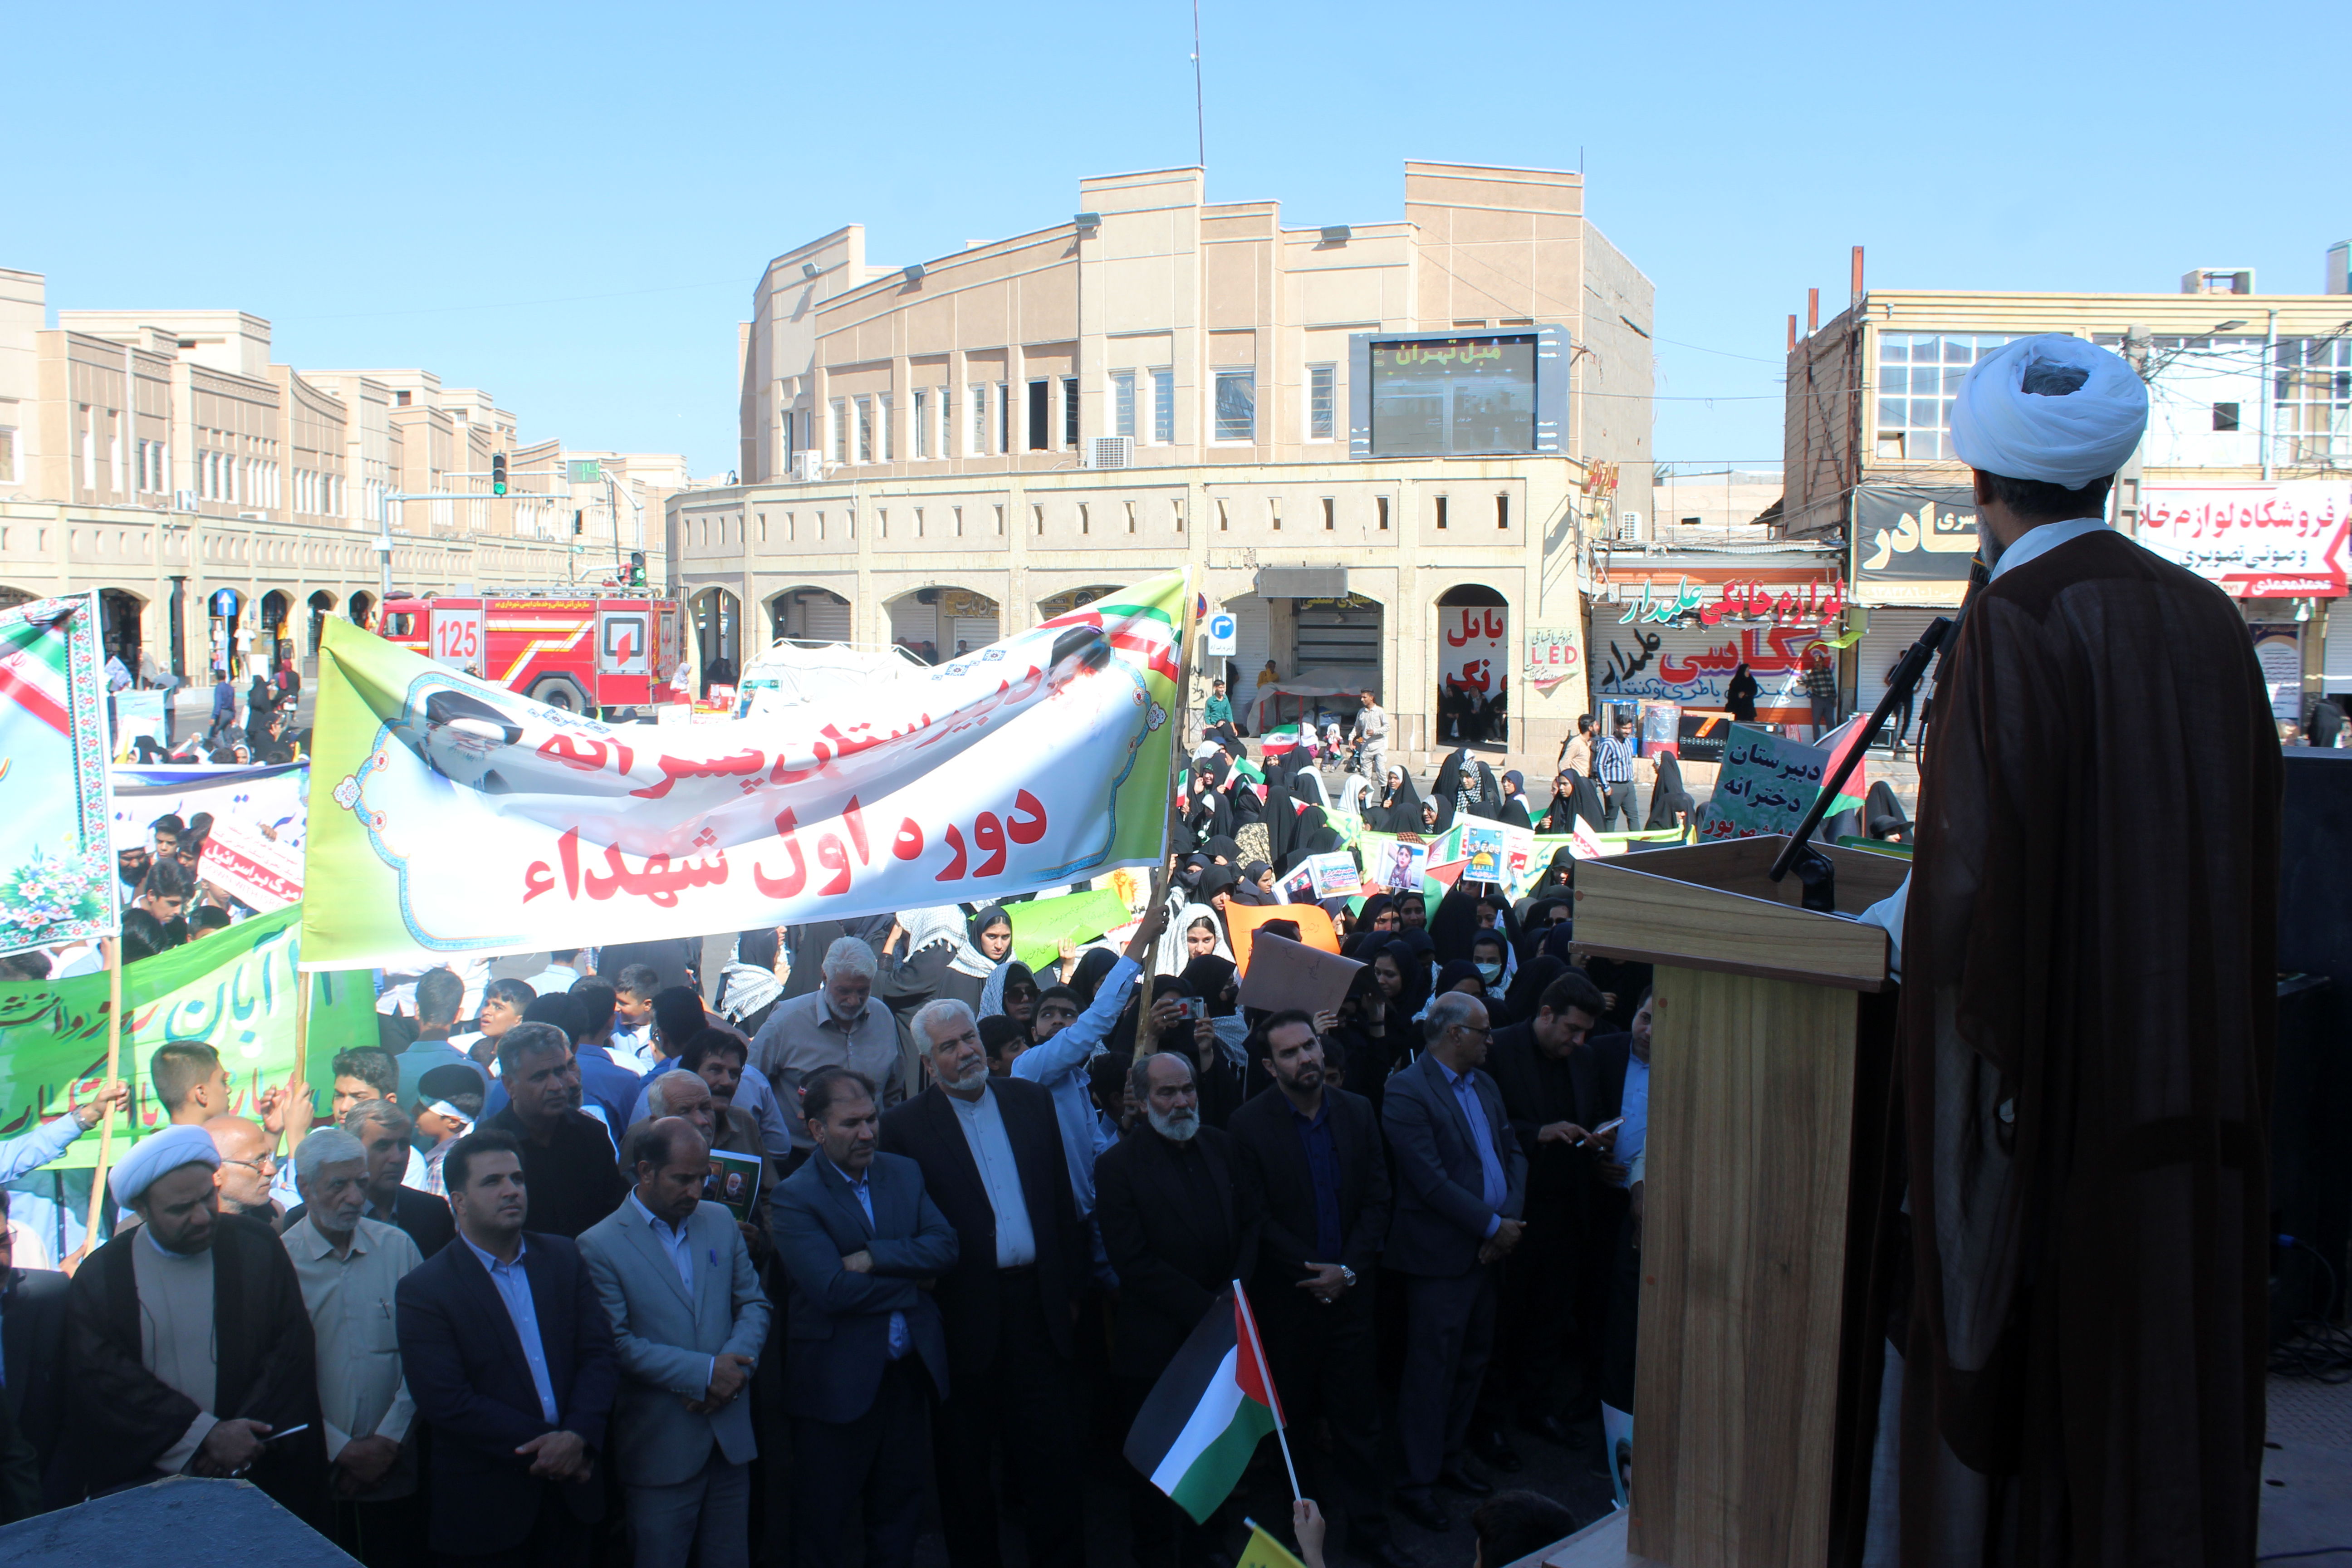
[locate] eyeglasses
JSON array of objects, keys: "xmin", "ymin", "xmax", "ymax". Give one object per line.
[{"xmin": 221, "ymin": 1154, "xmax": 275, "ymax": 1175}]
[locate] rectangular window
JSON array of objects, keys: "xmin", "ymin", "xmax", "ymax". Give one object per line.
[
  {"xmin": 1112, "ymin": 372, "xmax": 1137, "ymax": 438},
  {"xmin": 2212, "ymin": 402, "xmax": 2241, "ymax": 432},
  {"xmin": 1078, "ymin": 503, "xmax": 1090, "ymax": 535},
  {"xmin": 1497, "ymin": 494, "xmax": 1510, "ymax": 529},
  {"xmin": 0, "ymin": 426, "xmax": 17, "ymax": 484},
  {"xmin": 1308, "ymin": 364, "xmax": 1337, "ymax": 441},
  {"xmin": 878, "ymin": 394, "xmax": 893, "ymax": 461},
  {"xmin": 936, "ymin": 386, "xmax": 951, "ymax": 457},
  {"xmin": 1874, "ymin": 334, "xmax": 2015, "ymax": 461},
  {"xmin": 1214, "ymin": 370, "xmax": 1255, "ymax": 442},
  {"xmin": 110, "ymin": 413, "xmax": 124, "ymax": 493},
  {"xmin": 1063, "ymin": 377, "xmax": 1079, "ymax": 448},
  {"xmin": 80, "ymin": 406, "xmax": 94, "ymax": 491},
  {"xmin": 1269, "ymin": 497, "xmax": 1282, "ymax": 531},
  {"xmin": 1033, "ymin": 504, "xmax": 1045, "ymax": 535},
  {"xmin": 1153, "ymin": 368, "xmax": 1175, "ymax": 444},
  {"xmin": 998, "ymin": 383, "xmax": 1009, "ymax": 453},
  {"xmin": 1436, "ymin": 495, "xmax": 1449, "ymax": 530},
  {"xmin": 970, "ymin": 384, "xmax": 989, "ymax": 454},
  {"xmin": 1322, "ymin": 497, "xmax": 1335, "ymax": 530},
  {"xmin": 911, "ymin": 391, "xmax": 928, "ymax": 458},
  {"xmin": 856, "ymin": 397, "xmax": 873, "ymax": 463},
  {"xmin": 2270, "ymin": 336, "xmax": 2352, "ymax": 467},
  {"xmin": 1125, "ymin": 500, "xmax": 1137, "ymax": 534},
  {"xmin": 1173, "ymin": 499, "xmax": 1185, "ymax": 533},
  {"xmin": 994, "ymin": 504, "xmax": 1005, "ymax": 534},
  {"xmin": 832, "ymin": 399, "xmax": 847, "ymax": 463},
  {"xmin": 1376, "ymin": 495, "xmax": 1390, "ymax": 530},
  {"xmin": 1028, "ymin": 380, "xmax": 1050, "ymax": 451},
  {"xmin": 953, "ymin": 506, "xmax": 964, "ymax": 537}
]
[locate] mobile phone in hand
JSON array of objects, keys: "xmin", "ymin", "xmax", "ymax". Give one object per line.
[{"xmin": 1583, "ymin": 1117, "xmax": 1624, "ymax": 1142}]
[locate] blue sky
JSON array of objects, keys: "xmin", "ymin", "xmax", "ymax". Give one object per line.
[{"xmin": 10, "ymin": 0, "xmax": 2340, "ymax": 478}]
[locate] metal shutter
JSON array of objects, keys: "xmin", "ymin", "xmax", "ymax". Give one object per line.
[
  {"xmin": 1294, "ymin": 599, "xmax": 1383, "ymax": 680},
  {"xmin": 888, "ymin": 597, "xmax": 936, "ymax": 649},
  {"xmin": 2327, "ymin": 615, "xmax": 2352, "ymax": 687},
  {"xmin": 799, "ymin": 595, "xmax": 851, "ymax": 643},
  {"xmin": 1855, "ymin": 610, "xmax": 1941, "ymax": 710},
  {"xmin": 950, "ymin": 615, "xmax": 999, "ymax": 654}
]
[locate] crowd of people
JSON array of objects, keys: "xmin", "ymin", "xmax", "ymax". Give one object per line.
[{"xmin": 0, "ymin": 738, "xmax": 1656, "ymax": 1568}]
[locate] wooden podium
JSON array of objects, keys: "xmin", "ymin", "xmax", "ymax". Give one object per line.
[{"xmin": 1566, "ymin": 835, "xmax": 1907, "ymax": 1568}]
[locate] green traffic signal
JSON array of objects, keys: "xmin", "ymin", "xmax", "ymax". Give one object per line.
[{"xmin": 491, "ymin": 453, "xmax": 508, "ymax": 497}]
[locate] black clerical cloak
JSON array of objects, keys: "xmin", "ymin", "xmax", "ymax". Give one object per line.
[
  {"xmin": 66, "ymin": 1212, "xmax": 323, "ymax": 1517},
  {"xmin": 1888, "ymin": 529, "xmax": 2278, "ymax": 1567}
]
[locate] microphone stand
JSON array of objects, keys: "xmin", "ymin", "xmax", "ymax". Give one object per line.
[{"xmin": 1767, "ymin": 551, "xmax": 1991, "ymax": 912}]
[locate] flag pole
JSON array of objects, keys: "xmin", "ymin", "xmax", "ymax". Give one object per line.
[
  {"xmin": 1232, "ymin": 1278, "xmax": 1302, "ymax": 1503},
  {"xmin": 74, "ymin": 936, "xmax": 124, "ymax": 1270}
]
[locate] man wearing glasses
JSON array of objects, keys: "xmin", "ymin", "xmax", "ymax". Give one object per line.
[
  {"xmin": 206, "ymin": 1116, "xmax": 284, "ymax": 1222},
  {"xmin": 1379, "ymin": 991, "xmax": 1527, "ymax": 1534}
]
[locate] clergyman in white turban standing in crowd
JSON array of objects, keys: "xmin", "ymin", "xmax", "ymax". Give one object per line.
[
  {"xmin": 1859, "ymin": 334, "xmax": 2278, "ymax": 1567},
  {"xmin": 63, "ymin": 1124, "xmax": 327, "ymax": 1522}
]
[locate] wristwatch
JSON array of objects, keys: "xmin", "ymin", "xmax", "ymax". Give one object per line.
[{"xmin": 1338, "ymin": 1265, "xmax": 1357, "ymax": 1287}]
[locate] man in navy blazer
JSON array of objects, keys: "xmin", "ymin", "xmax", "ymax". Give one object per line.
[
  {"xmin": 771, "ymin": 1065, "xmax": 957, "ymax": 1568},
  {"xmin": 396, "ymin": 1128, "xmax": 619, "ymax": 1566},
  {"xmin": 1381, "ymin": 992, "xmax": 1529, "ymax": 1534}
]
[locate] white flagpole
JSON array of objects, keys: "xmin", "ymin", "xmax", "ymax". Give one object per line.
[{"xmin": 1232, "ymin": 1278, "xmax": 1301, "ymax": 1503}]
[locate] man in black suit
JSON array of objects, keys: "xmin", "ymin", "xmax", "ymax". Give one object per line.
[
  {"xmin": 395, "ymin": 1129, "xmax": 618, "ymax": 1567},
  {"xmin": 1229, "ymin": 1011, "xmax": 1401, "ymax": 1568},
  {"xmin": 277, "ymin": 1100, "xmax": 459, "ymax": 1258},
  {"xmin": 1381, "ymin": 992, "xmax": 1527, "ymax": 1534},
  {"xmin": 1096, "ymin": 1051, "xmax": 1247, "ymax": 1568},
  {"xmin": 879, "ymin": 1000, "xmax": 1087, "ymax": 1568},
  {"xmin": 1484, "ymin": 970, "xmax": 1626, "ymax": 1452},
  {"xmin": 771, "ymin": 1066, "xmax": 959, "ymax": 1568}
]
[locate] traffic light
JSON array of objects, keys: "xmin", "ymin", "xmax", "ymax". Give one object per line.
[
  {"xmin": 628, "ymin": 551, "xmax": 646, "ymax": 587},
  {"xmin": 491, "ymin": 453, "xmax": 508, "ymax": 497}
]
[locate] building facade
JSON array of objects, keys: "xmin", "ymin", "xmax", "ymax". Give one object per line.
[
  {"xmin": 1783, "ymin": 262, "xmax": 2352, "ymax": 728},
  {"xmin": 681, "ymin": 161, "xmax": 1656, "ymax": 759},
  {"xmin": 0, "ymin": 268, "xmax": 688, "ymax": 681}
]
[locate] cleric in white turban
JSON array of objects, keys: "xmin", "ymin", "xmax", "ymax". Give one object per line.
[
  {"xmin": 69, "ymin": 1126, "xmax": 323, "ymax": 1509},
  {"xmin": 106, "ymin": 1122, "xmax": 219, "ymax": 1208},
  {"xmin": 1863, "ymin": 325, "xmax": 2281, "ymax": 1568}
]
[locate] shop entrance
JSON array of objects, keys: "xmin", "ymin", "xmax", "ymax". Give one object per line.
[{"xmin": 1435, "ymin": 585, "xmax": 1509, "ymax": 750}]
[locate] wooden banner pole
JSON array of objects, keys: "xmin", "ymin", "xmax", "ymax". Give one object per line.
[{"xmin": 73, "ymin": 938, "xmax": 124, "ymax": 1271}]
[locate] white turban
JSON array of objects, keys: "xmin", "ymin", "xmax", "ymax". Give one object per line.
[
  {"xmin": 1950, "ymin": 334, "xmax": 2147, "ymax": 490},
  {"xmin": 109, "ymin": 1124, "xmax": 221, "ymax": 1207}
]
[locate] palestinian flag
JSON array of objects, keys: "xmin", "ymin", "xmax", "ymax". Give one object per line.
[
  {"xmin": 1812, "ymin": 713, "xmax": 1872, "ymax": 818},
  {"xmin": 1124, "ymin": 1284, "xmax": 1284, "ymax": 1524}
]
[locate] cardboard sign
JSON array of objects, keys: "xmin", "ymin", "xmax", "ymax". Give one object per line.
[
  {"xmin": 1462, "ymin": 823, "xmax": 1507, "ymax": 882},
  {"xmin": 1236, "ymin": 931, "xmax": 1364, "ymax": 1018},
  {"xmin": 1704, "ymin": 727, "xmax": 1829, "ymax": 841},
  {"xmin": 1224, "ymin": 902, "xmax": 1340, "ymax": 974}
]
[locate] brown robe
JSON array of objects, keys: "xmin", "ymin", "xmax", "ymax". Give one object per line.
[{"xmin": 1896, "ymin": 528, "xmax": 2278, "ymax": 1566}]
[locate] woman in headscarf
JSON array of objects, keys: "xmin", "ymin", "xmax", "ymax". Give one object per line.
[
  {"xmin": 980, "ymin": 960, "xmax": 1043, "ymax": 1045},
  {"xmin": 1419, "ymin": 794, "xmax": 1454, "ymax": 835},
  {"xmin": 1277, "ymin": 805, "xmax": 1342, "ymax": 877},
  {"xmin": 1725, "ymin": 662, "xmax": 1759, "ymax": 723},
  {"xmin": 1539, "ymin": 770, "xmax": 1606, "ymax": 833},
  {"xmin": 1324, "ymin": 963, "xmax": 1406, "ymax": 1118},
  {"xmin": 1644, "ymin": 752, "xmax": 1691, "ymax": 832},
  {"xmin": 1417, "ymin": 958, "xmax": 1488, "ymax": 1021},
  {"xmin": 1185, "ymin": 769, "xmax": 1234, "ymax": 847},
  {"xmin": 1068, "ymin": 946, "xmax": 1120, "ymax": 1010},
  {"xmin": 1469, "ymin": 930, "xmax": 1517, "ymax": 1017},
  {"xmin": 1385, "ymin": 931, "xmax": 1437, "ymax": 1022},
  {"xmin": 1329, "ymin": 772, "xmax": 1371, "ymax": 819},
  {"xmin": 1198, "ymin": 864, "xmax": 1242, "ymax": 926},
  {"xmin": 1235, "ymin": 862, "xmax": 1280, "ymax": 906},
  {"xmin": 1155, "ymin": 896, "xmax": 1234, "ymax": 974},
  {"xmin": 1498, "ymin": 953, "xmax": 1568, "ymax": 1032},
  {"xmin": 878, "ymin": 903, "xmax": 1001, "ymax": 1019},
  {"xmin": 1356, "ymin": 892, "xmax": 1401, "ymax": 937},
  {"xmin": 1497, "ymin": 770, "xmax": 1534, "ymax": 829},
  {"xmin": 1148, "ymin": 972, "xmax": 1245, "ymax": 1130},
  {"xmin": 1200, "ymin": 835, "xmax": 1243, "ymax": 868}
]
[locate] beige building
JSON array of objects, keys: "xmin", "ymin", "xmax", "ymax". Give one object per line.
[
  {"xmin": 684, "ymin": 161, "xmax": 1657, "ymax": 758},
  {"xmin": 0, "ymin": 269, "xmax": 687, "ymax": 680},
  {"xmin": 1784, "ymin": 258, "xmax": 2352, "ymax": 722}
]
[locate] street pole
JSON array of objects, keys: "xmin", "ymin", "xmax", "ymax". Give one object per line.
[{"xmin": 2262, "ymin": 308, "xmax": 2278, "ymax": 482}]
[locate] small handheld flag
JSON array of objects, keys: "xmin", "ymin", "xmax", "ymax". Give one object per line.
[{"xmin": 1123, "ymin": 1282, "xmax": 1294, "ymax": 1523}]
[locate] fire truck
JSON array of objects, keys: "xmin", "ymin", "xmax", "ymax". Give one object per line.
[{"xmin": 378, "ymin": 594, "xmax": 684, "ymax": 716}]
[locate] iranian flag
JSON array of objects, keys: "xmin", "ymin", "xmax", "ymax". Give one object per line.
[{"xmin": 1124, "ymin": 1284, "xmax": 1286, "ymax": 1524}]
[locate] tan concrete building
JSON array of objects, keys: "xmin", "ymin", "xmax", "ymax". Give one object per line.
[
  {"xmin": 684, "ymin": 161, "xmax": 1657, "ymax": 759},
  {"xmin": 1784, "ymin": 258, "xmax": 2352, "ymax": 724},
  {"xmin": 0, "ymin": 270, "xmax": 689, "ymax": 680}
]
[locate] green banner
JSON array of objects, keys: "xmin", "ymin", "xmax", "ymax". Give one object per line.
[
  {"xmin": 0, "ymin": 905, "xmax": 377, "ymax": 1168},
  {"xmin": 1007, "ymin": 888, "xmax": 1135, "ymax": 974}
]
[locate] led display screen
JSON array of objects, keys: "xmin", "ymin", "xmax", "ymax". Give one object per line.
[{"xmin": 1366, "ymin": 334, "xmax": 1538, "ymax": 456}]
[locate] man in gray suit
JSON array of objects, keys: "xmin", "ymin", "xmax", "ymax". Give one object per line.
[
  {"xmin": 1382, "ymin": 991, "xmax": 1528, "ymax": 1534},
  {"xmin": 578, "ymin": 1117, "xmax": 771, "ymax": 1568}
]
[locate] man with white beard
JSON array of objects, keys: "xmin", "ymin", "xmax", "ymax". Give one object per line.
[{"xmin": 1095, "ymin": 1052, "xmax": 1245, "ymax": 1568}]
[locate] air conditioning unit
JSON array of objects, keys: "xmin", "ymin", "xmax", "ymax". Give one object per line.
[
  {"xmin": 1617, "ymin": 510, "xmax": 1644, "ymax": 541},
  {"xmin": 794, "ymin": 451, "xmax": 824, "ymax": 483},
  {"xmin": 1085, "ymin": 436, "xmax": 1134, "ymax": 470}
]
